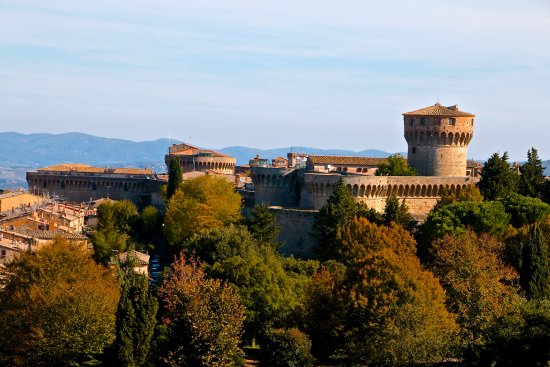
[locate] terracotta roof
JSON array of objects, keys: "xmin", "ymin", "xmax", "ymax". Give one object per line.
[
  {"xmin": 167, "ymin": 143, "xmax": 232, "ymax": 158},
  {"xmin": 118, "ymin": 250, "xmax": 150, "ymax": 266},
  {"xmin": 38, "ymin": 164, "xmax": 153, "ymax": 175},
  {"xmin": 14, "ymin": 227, "xmax": 87, "ymax": 240},
  {"xmin": 403, "ymin": 103, "xmax": 475, "ymax": 117},
  {"xmin": 309, "ymin": 156, "xmax": 390, "ymax": 166}
]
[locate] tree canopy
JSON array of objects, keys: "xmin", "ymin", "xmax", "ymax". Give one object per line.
[
  {"xmin": 375, "ymin": 154, "xmax": 416, "ymax": 176},
  {"xmin": 0, "ymin": 240, "xmax": 120, "ymax": 366},
  {"xmin": 518, "ymin": 148, "xmax": 545, "ymax": 199},
  {"xmin": 163, "ymin": 175, "xmax": 242, "ymax": 246},
  {"xmin": 478, "ymin": 152, "xmax": 519, "ymax": 200}
]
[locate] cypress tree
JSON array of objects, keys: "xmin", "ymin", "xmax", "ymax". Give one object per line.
[
  {"xmin": 312, "ymin": 178, "xmax": 357, "ymax": 261},
  {"xmin": 112, "ymin": 261, "xmax": 159, "ymax": 367},
  {"xmin": 519, "ymin": 147, "xmax": 545, "ymax": 198},
  {"xmin": 520, "ymin": 226, "xmax": 550, "ymax": 300},
  {"xmin": 167, "ymin": 157, "xmax": 183, "ymax": 200}
]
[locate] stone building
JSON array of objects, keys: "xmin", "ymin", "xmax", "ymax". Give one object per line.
[
  {"xmin": 165, "ymin": 143, "xmax": 236, "ymax": 175},
  {"xmin": 26, "ymin": 164, "xmax": 164, "ymax": 207},
  {"xmin": 250, "ymin": 103, "xmax": 478, "ymax": 258},
  {"xmin": 0, "ymin": 191, "xmax": 43, "ymax": 212}
]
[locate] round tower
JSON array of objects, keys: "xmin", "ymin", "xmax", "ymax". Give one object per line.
[{"xmin": 403, "ymin": 103, "xmax": 475, "ymax": 176}]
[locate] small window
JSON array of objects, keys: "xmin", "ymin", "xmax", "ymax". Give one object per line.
[
  {"xmin": 409, "ymin": 118, "xmax": 414, "ymax": 126},
  {"xmin": 356, "ymin": 168, "xmax": 361, "ymax": 173},
  {"xmin": 412, "ymin": 147, "xmax": 416, "ymax": 154},
  {"xmin": 1, "ymin": 249, "xmax": 6, "ymax": 258},
  {"xmin": 421, "ymin": 117, "xmax": 426, "ymax": 126},
  {"xmin": 449, "ymin": 118, "xmax": 456, "ymax": 126}
]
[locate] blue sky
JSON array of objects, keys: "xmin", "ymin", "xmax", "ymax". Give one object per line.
[{"xmin": 1, "ymin": 0, "xmax": 549, "ymax": 161}]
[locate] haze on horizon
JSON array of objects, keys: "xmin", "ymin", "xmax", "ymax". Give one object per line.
[{"xmin": 1, "ymin": 0, "xmax": 549, "ymax": 161}]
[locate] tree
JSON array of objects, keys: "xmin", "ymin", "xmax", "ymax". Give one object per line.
[
  {"xmin": 158, "ymin": 254, "xmax": 244, "ymax": 367},
  {"xmin": 138, "ymin": 205, "xmax": 161, "ymax": 241},
  {"xmin": 164, "ymin": 175, "xmax": 242, "ymax": 246},
  {"xmin": 259, "ymin": 328, "xmax": 315, "ymax": 367},
  {"xmin": 435, "ymin": 185, "xmax": 484, "ymax": 210},
  {"xmin": 383, "ymin": 195, "xmax": 412, "ymax": 228},
  {"xmin": 478, "ymin": 152, "xmax": 519, "ymax": 200},
  {"xmin": 375, "ymin": 154, "xmax": 416, "ymax": 176},
  {"xmin": 312, "ymin": 178, "xmax": 357, "ymax": 261},
  {"xmin": 307, "ymin": 218, "xmax": 459, "ymax": 365},
  {"xmin": 499, "ymin": 193, "xmax": 550, "ymax": 228},
  {"xmin": 518, "ymin": 148, "xmax": 545, "ymax": 198},
  {"xmin": 111, "ymin": 261, "xmax": 159, "ymax": 367},
  {"xmin": 167, "ymin": 157, "xmax": 183, "ymax": 200},
  {"xmin": 430, "ymin": 231, "xmax": 520, "ymax": 359},
  {"xmin": 0, "ymin": 239, "xmax": 120, "ymax": 366},
  {"xmin": 245, "ymin": 204, "xmax": 280, "ymax": 249},
  {"xmin": 93, "ymin": 203, "xmax": 130, "ymax": 265},
  {"xmin": 520, "ymin": 226, "xmax": 550, "ymax": 300}
]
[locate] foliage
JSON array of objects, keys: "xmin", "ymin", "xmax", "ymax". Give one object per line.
[
  {"xmin": 0, "ymin": 240, "xmax": 120, "ymax": 366},
  {"xmin": 245, "ymin": 204, "xmax": 280, "ymax": 249},
  {"xmin": 92, "ymin": 203, "xmax": 130, "ymax": 265},
  {"xmin": 430, "ymin": 232, "xmax": 520, "ymax": 357},
  {"xmin": 158, "ymin": 254, "xmax": 244, "ymax": 367},
  {"xmin": 484, "ymin": 299, "xmax": 550, "ymax": 367},
  {"xmin": 312, "ymin": 178, "xmax": 358, "ymax": 261},
  {"xmin": 499, "ymin": 193, "xmax": 550, "ymax": 227},
  {"xmin": 356, "ymin": 202, "xmax": 383, "ymax": 224},
  {"xmin": 138, "ymin": 205, "xmax": 161, "ymax": 241},
  {"xmin": 383, "ymin": 195, "xmax": 412, "ymax": 228},
  {"xmin": 111, "ymin": 262, "xmax": 159, "ymax": 367},
  {"xmin": 478, "ymin": 152, "xmax": 519, "ymax": 200},
  {"xmin": 435, "ymin": 184, "xmax": 484, "ymax": 210},
  {"xmin": 422, "ymin": 200, "xmax": 510, "ymax": 245},
  {"xmin": 520, "ymin": 226, "xmax": 550, "ymax": 300},
  {"xmin": 164, "ymin": 175, "xmax": 242, "ymax": 246},
  {"xmin": 258, "ymin": 328, "xmax": 314, "ymax": 367},
  {"xmin": 306, "ymin": 218, "xmax": 459, "ymax": 365},
  {"xmin": 518, "ymin": 147, "xmax": 546, "ymax": 198},
  {"xmin": 375, "ymin": 154, "xmax": 416, "ymax": 176},
  {"xmin": 167, "ymin": 157, "xmax": 183, "ymax": 200},
  {"xmin": 184, "ymin": 225, "xmax": 306, "ymax": 340}
]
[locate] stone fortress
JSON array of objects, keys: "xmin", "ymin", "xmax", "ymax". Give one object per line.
[
  {"xmin": 249, "ymin": 103, "xmax": 477, "ymax": 254},
  {"xmin": 165, "ymin": 143, "xmax": 236, "ymax": 175}
]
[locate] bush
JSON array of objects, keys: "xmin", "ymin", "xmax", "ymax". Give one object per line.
[{"xmin": 259, "ymin": 328, "xmax": 314, "ymax": 367}]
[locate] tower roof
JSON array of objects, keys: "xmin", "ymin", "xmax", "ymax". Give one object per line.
[{"xmin": 403, "ymin": 103, "xmax": 475, "ymax": 117}]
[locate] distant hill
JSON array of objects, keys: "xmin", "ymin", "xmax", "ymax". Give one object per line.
[{"xmin": 543, "ymin": 160, "xmax": 550, "ymax": 175}]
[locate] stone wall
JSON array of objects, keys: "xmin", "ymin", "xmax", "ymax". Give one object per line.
[{"xmin": 270, "ymin": 206, "xmax": 317, "ymax": 259}]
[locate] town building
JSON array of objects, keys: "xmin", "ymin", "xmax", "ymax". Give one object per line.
[
  {"xmin": 165, "ymin": 143, "xmax": 236, "ymax": 175},
  {"xmin": 26, "ymin": 164, "xmax": 164, "ymax": 208},
  {"xmin": 0, "ymin": 191, "xmax": 43, "ymax": 212},
  {"xmin": 306, "ymin": 156, "xmax": 389, "ymax": 175}
]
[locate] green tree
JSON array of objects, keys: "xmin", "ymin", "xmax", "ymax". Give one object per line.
[
  {"xmin": 435, "ymin": 185, "xmax": 484, "ymax": 210},
  {"xmin": 431, "ymin": 232, "xmax": 520, "ymax": 359},
  {"xmin": 138, "ymin": 205, "xmax": 161, "ymax": 241},
  {"xmin": 245, "ymin": 204, "xmax": 280, "ymax": 249},
  {"xmin": 478, "ymin": 152, "xmax": 519, "ymax": 200},
  {"xmin": 158, "ymin": 254, "xmax": 244, "ymax": 367},
  {"xmin": 167, "ymin": 157, "xmax": 183, "ymax": 200},
  {"xmin": 520, "ymin": 226, "xmax": 550, "ymax": 300},
  {"xmin": 375, "ymin": 154, "xmax": 416, "ymax": 176},
  {"xmin": 259, "ymin": 328, "xmax": 315, "ymax": 367},
  {"xmin": 312, "ymin": 178, "xmax": 357, "ymax": 261},
  {"xmin": 518, "ymin": 148, "xmax": 545, "ymax": 198},
  {"xmin": 383, "ymin": 195, "xmax": 412, "ymax": 228},
  {"xmin": 93, "ymin": 203, "xmax": 130, "ymax": 265},
  {"xmin": 164, "ymin": 175, "xmax": 242, "ymax": 246},
  {"xmin": 111, "ymin": 261, "xmax": 159, "ymax": 367},
  {"xmin": 0, "ymin": 240, "xmax": 120, "ymax": 366},
  {"xmin": 499, "ymin": 193, "xmax": 550, "ymax": 228}
]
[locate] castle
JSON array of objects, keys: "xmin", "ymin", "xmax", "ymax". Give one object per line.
[{"xmin": 250, "ymin": 103, "xmax": 478, "ymax": 257}]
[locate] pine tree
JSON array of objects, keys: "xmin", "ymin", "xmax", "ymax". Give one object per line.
[
  {"xmin": 518, "ymin": 148, "xmax": 545, "ymax": 198},
  {"xmin": 478, "ymin": 152, "xmax": 519, "ymax": 200},
  {"xmin": 520, "ymin": 226, "xmax": 550, "ymax": 300},
  {"xmin": 312, "ymin": 178, "xmax": 357, "ymax": 261},
  {"xmin": 167, "ymin": 157, "xmax": 183, "ymax": 200},
  {"xmin": 246, "ymin": 204, "xmax": 281, "ymax": 249},
  {"xmin": 384, "ymin": 195, "xmax": 412, "ymax": 228},
  {"xmin": 112, "ymin": 261, "xmax": 159, "ymax": 367}
]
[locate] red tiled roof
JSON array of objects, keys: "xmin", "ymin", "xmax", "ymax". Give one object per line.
[
  {"xmin": 167, "ymin": 143, "xmax": 231, "ymax": 158},
  {"xmin": 309, "ymin": 156, "xmax": 390, "ymax": 166},
  {"xmin": 403, "ymin": 103, "xmax": 475, "ymax": 117},
  {"xmin": 39, "ymin": 164, "xmax": 153, "ymax": 175}
]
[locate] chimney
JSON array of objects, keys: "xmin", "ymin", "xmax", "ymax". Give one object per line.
[{"xmin": 448, "ymin": 105, "xmax": 459, "ymax": 111}]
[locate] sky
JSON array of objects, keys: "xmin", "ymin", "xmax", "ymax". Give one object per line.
[{"xmin": 1, "ymin": 0, "xmax": 549, "ymax": 161}]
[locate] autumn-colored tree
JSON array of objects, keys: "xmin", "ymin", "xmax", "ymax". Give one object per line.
[
  {"xmin": 312, "ymin": 178, "xmax": 357, "ymax": 261},
  {"xmin": 435, "ymin": 184, "xmax": 484, "ymax": 210},
  {"xmin": 431, "ymin": 231, "xmax": 520, "ymax": 358},
  {"xmin": 375, "ymin": 154, "xmax": 416, "ymax": 176},
  {"xmin": 158, "ymin": 254, "xmax": 244, "ymax": 367},
  {"xmin": 0, "ymin": 240, "xmax": 120, "ymax": 366},
  {"xmin": 163, "ymin": 175, "xmax": 242, "ymax": 246},
  {"xmin": 307, "ymin": 218, "xmax": 459, "ymax": 365},
  {"xmin": 167, "ymin": 157, "xmax": 183, "ymax": 200},
  {"xmin": 478, "ymin": 152, "xmax": 519, "ymax": 200}
]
